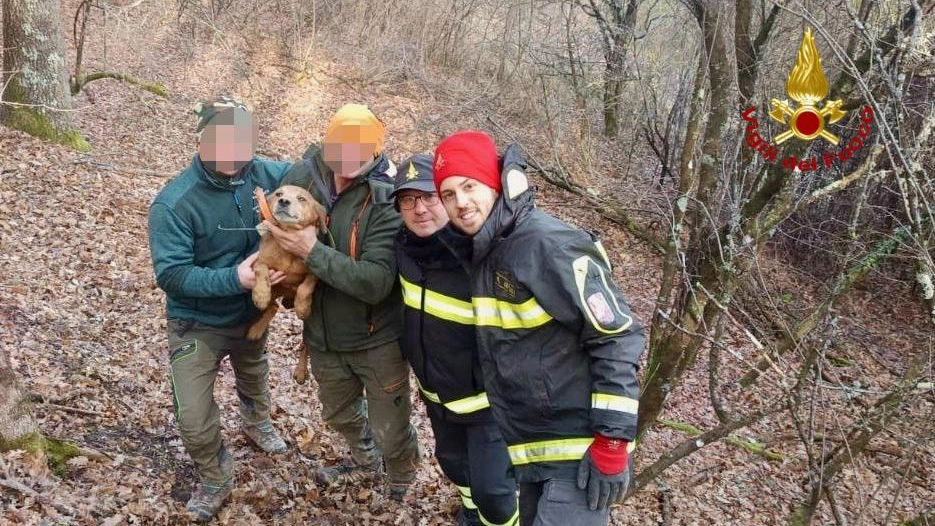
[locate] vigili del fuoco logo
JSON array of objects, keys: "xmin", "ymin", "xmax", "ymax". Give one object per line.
[{"xmin": 741, "ymin": 27, "xmax": 875, "ymax": 172}]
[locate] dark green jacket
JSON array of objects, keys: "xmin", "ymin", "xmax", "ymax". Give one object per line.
[
  {"xmin": 281, "ymin": 145, "xmax": 402, "ymax": 352},
  {"xmin": 148, "ymin": 156, "xmax": 292, "ymax": 327}
]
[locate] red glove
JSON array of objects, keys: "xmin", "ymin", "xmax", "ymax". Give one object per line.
[{"xmin": 588, "ymin": 434, "xmax": 629, "ymax": 475}]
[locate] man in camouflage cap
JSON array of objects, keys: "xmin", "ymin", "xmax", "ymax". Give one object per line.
[{"xmin": 148, "ymin": 96, "xmax": 292, "ymax": 522}]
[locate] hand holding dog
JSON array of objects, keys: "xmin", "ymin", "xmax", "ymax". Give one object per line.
[
  {"xmin": 238, "ymin": 252, "xmax": 287, "ymax": 290},
  {"xmin": 262, "ymin": 221, "xmax": 318, "ymax": 260}
]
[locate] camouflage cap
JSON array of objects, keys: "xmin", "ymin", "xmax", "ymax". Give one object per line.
[{"xmin": 193, "ymin": 96, "xmax": 251, "ymax": 134}]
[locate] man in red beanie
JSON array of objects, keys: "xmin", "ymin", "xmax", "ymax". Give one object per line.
[{"xmin": 434, "ymin": 130, "xmax": 644, "ymax": 525}]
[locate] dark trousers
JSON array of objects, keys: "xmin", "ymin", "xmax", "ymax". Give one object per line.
[
  {"xmin": 519, "ymin": 479, "xmax": 611, "ymax": 526},
  {"xmin": 426, "ymin": 402, "xmax": 518, "ymax": 525}
]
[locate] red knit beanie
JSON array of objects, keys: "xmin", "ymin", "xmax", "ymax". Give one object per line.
[{"xmin": 433, "ymin": 131, "xmax": 501, "ymax": 193}]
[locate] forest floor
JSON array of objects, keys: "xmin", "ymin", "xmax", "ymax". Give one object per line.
[{"xmin": 1, "ymin": 2, "xmax": 932, "ymax": 525}]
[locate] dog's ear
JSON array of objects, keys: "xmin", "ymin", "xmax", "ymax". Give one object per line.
[{"xmin": 313, "ymin": 201, "xmax": 328, "ymax": 234}]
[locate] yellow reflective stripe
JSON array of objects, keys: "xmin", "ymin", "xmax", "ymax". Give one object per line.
[
  {"xmin": 415, "ymin": 377, "xmax": 489, "ymax": 414},
  {"xmin": 594, "ymin": 240, "xmax": 612, "ymax": 269},
  {"xmin": 572, "ymin": 255, "xmax": 632, "ymax": 335},
  {"xmin": 480, "ymin": 507, "xmax": 519, "ymax": 526},
  {"xmin": 445, "ymin": 392, "xmax": 490, "ymax": 414},
  {"xmin": 508, "ymin": 437, "xmax": 639, "ymax": 465},
  {"xmin": 508, "ymin": 437, "xmax": 594, "ymax": 465},
  {"xmin": 591, "ymin": 393, "xmax": 639, "ymax": 414},
  {"xmin": 400, "ymin": 276, "xmax": 474, "ymax": 325},
  {"xmin": 473, "ymin": 297, "xmax": 553, "ymax": 329},
  {"xmin": 414, "ymin": 376, "xmax": 442, "ymax": 404},
  {"xmin": 457, "ymin": 485, "xmax": 477, "ymax": 509}
]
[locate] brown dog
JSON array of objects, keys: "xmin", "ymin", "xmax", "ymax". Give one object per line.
[{"xmin": 246, "ymin": 185, "xmax": 326, "ymax": 383}]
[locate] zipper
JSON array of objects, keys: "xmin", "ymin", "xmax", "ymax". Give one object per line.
[
  {"xmin": 419, "ymin": 266, "xmax": 429, "ymax": 398},
  {"xmin": 232, "ymin": 186, "xmax": 252, "ymax": 315}
]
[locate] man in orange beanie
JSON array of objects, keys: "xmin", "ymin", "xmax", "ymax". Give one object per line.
[
  {"xmin": 434, "ymin": 130, "xmax": 644, "ymax": 525},
  {"xmin": 264, "ymin": 104, "xmax": 420, "ymax": 503}
]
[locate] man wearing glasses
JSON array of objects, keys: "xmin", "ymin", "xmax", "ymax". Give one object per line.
[{"xmin": 394, "ymin": 154, "xmax": 518, "ymax": 526}]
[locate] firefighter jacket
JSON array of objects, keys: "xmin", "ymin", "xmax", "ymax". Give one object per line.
[
  {"xmin": 443, "ymin": 145, "xmax": 645, "ymax": 483},
  {"xmin": 396, "ymin": 227, "xmax": 494, "ymax": 425}
]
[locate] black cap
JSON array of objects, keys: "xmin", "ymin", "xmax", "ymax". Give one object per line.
[{"xmin": 391, "ymin": 154, "xmax": 435, "ymax": 198}]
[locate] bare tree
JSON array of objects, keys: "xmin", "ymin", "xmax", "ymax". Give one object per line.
[
  {"xmin": 1, "ymin": 0, "xmax": 88, "ymax": 150},
  {"xmin": 574, "ymin": 0, "xmax": 641, "ymax": 137}
]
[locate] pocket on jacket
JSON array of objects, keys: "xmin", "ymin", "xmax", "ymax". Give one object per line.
[{"xmin": 492, "ymin": 347, "xmax": 552, "ymax": 418}]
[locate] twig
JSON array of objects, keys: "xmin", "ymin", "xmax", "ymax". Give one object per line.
[
  {"xmin": 825, "ymin": 487, "xmax": 848, "ymax": 526},
  {"xmin": 658, "ymin": 418, "xmax": 785, "ymax": 461},
  {"xmin": 41, "ymin": 402, "xmax": 105, "ymax": 416},
  {"xmin": 656, "ymin": 480, "xmax": 672, "ymax": 526},
  {"xmin": 0, "ymin": 478, "xmax": 71, "ymax": 514},
  {"xmin": 72, "ymin": 158, "xmax": 174, "ymax": 178},
  {"xmin": 71, "ymin": 71, "xmax": 167, "ymax": 97}
]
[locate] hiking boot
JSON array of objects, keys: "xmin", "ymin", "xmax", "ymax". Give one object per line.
[
  {"xmin": 455, "ymin": 508, "xmax": 483, "ymax": 526},
  {"xmin": 388, "ymin": 481, "xmax": 409, "ymax": 503},
  {"xmin": 185, "ymin": 479, "xmax": 234, "ymax": 523},
  {"xmin": 314, "ymin": 456, "xmax": 382, "ymax": 487},
  {"xmin": 243, "ymin": 420, "xmax": 287, "ymax": 453}
]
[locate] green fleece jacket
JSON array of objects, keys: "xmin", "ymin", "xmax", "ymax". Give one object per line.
[
  {"xmin": 148, "ymin": 156, "xmax": 291, "ymax": 327},
  {"xmin": 281, "ymin": 145, "xmax": 402, "ymax": 352}
]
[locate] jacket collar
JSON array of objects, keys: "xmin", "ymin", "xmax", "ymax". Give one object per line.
[
  {"xmin": 194, "ymin": 154, "xmax": 254, "ymax": 190},
  {"xmin": 469, "ymin": 144, "xmax": 535, "ymax": 266},
  {"xmin": 304, "ymin": 145, "xmax": 394, "ymax": 204}
]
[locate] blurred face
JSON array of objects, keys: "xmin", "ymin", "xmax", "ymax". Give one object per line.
[
  {"xmin": 397, "ymin": 189, "xmax": 448, "ymax": 238},
  {"xmin": 322, "ymin": 140, "xmax": 377, "ymax": 180},
  {"xmin": 198, "ymin": 119, "xmax": 256, "ymax": 176},
  {"xmin": 439, "ymin": 176, "xmax": 499, "ymax": 236}
]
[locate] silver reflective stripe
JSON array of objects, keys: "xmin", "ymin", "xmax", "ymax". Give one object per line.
[
  {"xmin": 415, "ymin": 377, "xmax": 489, "ymax": 414},
  {"xmin": 473, "ymin": 297, "xmax": 553, "ymax": 329},
  {"xmin": 507, "ymin": 437, "xmax": 594, "ymax": 465},
  {"xmin": 400, "ymin": 276, "xmax": 474, "ymax": 325},
  {"xmin": 591, "ymin": 393, "xmax": 639, "ymax": 414}
]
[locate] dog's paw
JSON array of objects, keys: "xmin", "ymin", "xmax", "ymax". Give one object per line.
[
  {"xmin": 292, "ymin": 367, "xmax": 308, "ymax": 385},
  {"xmin": 246, "ymin": 324, "xmax": 265, "ymax": 341},
  {"xmin": 256, "ymin": 224, "xmax": 270, "ymax": 237},
  {"xmin": 295, "ymin": 302, "xmax": 312, "ymax": 320},
  {"xmin": 253, "ymin": 290, "xmax": 271, "ymax": 310}
]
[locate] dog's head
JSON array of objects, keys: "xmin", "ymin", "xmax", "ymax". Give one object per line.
[{"xmin": 268, "ymin": 185, "xmax": 327, "ymax": 232}]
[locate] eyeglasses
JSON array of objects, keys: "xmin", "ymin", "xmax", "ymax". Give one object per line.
[{"xmin": 397, "ymin": 193, "xmax": 440, "ymax": 210}]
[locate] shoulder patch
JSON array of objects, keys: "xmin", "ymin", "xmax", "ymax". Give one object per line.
[{"xmin": 572, "ymin": 255, "xmax": 631, "ymax": 334}]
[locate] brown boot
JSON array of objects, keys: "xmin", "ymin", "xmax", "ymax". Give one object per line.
[
  {"xmin": 185, "ymin": 479, "xmax": 234, "ymax": 523},
  {"xmin": 314, "ymin": 456, "xmax": 383, "ymax": 487},
  {"xmin": 243, "ymin": 420, "xmax": 287, "ymax": 453}
]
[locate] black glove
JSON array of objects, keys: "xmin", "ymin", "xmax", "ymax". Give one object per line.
[{"xmin": 576, "ymin": 448, "xmax": 630, "ymax": 510}]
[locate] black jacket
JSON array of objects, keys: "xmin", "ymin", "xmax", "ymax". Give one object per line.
[
  {"xmin": 443, "ymin": 145, "xmax": 645, "ymax": 482},
  {"xmin": 396, "ymin": 227, "xmax": 493, "ymax": 425}
]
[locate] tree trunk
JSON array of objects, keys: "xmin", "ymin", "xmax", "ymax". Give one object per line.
[
  {"xmin": 0, "ymin": 348, "xmax": 37, "ymax": 446},
  {"xmin": 1, "ymin": 0, "xmax": 89, "ymax": 151},
  {"xmin": 638, "ymin": 0, "xmax": 733, "ymax": 437},
  {"xmin": 602, "ymin": 58, "xmax": 621, "ymax": 137}
]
